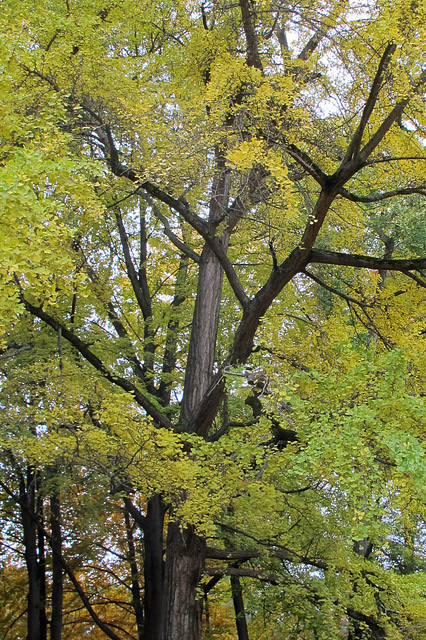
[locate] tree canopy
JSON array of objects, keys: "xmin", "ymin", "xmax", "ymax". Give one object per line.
[{"xmin": 0, "ymin": 1, "xmax": 425, "ymax": 639}]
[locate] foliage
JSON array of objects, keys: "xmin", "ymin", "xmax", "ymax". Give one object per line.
[{"xmin": 0, "ymin": 0, "xmax": 425, "ymax": 639}]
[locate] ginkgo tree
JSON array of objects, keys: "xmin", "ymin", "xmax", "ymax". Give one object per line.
[{"xmin": 0, "ymin": 0, "xmax": 425, "ymax": 639}]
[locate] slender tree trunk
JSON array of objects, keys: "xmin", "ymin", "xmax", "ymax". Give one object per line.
[
  {"xmin": 37, "ymin": 502, "xmax": 48, "ymax": 640},
  {"xmin": 231, "ymin": 575, "xmax": 250, "ymax": 640},
  {"xmin": 50, "ymin": 490, "xmax": 63, "ymax": 640},
  {"xmin": 20, "ymin": 468, "xmax": 41, "ymax": 640},
  {"xmin": 124, "ymin": 510, "xmax": 144, "ymax": 640},
  {"xmin": 143, "ymin": 495, "xmax": 165, "ymax": 640}
]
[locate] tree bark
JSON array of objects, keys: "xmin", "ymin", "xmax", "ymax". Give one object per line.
[
  {"xmin": 180, "ymin": 158, "xmax": 231, "ymax": 427},
  {"xmin": 160, "ymin": 520, "xmax": 206, "ymax": 640},
  {"xmin": 20, "ymin": 468, "xmax": 41, "ymax": 640},
  {"xmin": 37, "ymin": 502, "xmax": 48, "ymax": 640},
  {"xmin": 161, "ymin": 158, "xmax": 231, "ymax": 639},
  {"xmin": 143, "ymin": 495, "xmax": 165, "ymax": 640},
  {"xmin": 124, "ymin": 510, "xmax": 144, "ymax": 640},
  {"xmin": 50, "ymin": 490, "xmax": 63, "ymax": 640},
  {"xmin": 180, "ymin": 242, "xmax": 229, "ymax": 427},
  {"xmin": 231, "ymin": 575, "xmax": 250, "ymax": 640}
]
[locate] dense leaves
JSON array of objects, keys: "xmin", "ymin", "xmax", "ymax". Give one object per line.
[{"xmin": 0, "ymin": 0, "xmax": 425, "ymax": 639}]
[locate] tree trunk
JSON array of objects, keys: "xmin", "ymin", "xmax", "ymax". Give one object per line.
[
  {"xmin": 37, "ymin": 503, "xmax": 48, "ymax": 640},
  {"xmin": 20, "ymin": 468, "xmax": 41, "ymax": 640},
  {"xmin": 231, "ymin": 575, "xmax": 250, "ymax": 640},
  {"xmin": 180, "ymin": 160, "xmax": 231, "ymax": 427},
  {"xmin": 162, "ymin": 161, "xmax": 231, "ymax": 640},
  {"xmin": 180, "ymin": 241, "xmax": 230, "ymax": 427},
  {"xmin": 50, "ymin": 490, "xmax": 63, "ymax": 640},
  {"xmin": 143, "ymin": 495, "xmax": 165, "ymax": 640},
  {"xmin": 124, "ymin": 509, "xmax": 144, "ymax": 640},
  {"xmin": 160, "ymin": 520, "xmax": 206, "ymax": 640}
]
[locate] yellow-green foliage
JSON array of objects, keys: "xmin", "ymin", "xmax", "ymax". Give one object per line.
[{"xmin": 0, "ymin": 0, "xmax": 425, "ymax": 638}]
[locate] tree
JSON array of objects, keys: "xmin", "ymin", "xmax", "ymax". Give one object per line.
[{"xmin": 1, "ymin": 0, "xmax": 425, "ymax": 639}]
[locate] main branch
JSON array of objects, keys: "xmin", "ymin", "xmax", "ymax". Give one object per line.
[{"xmin": 309, "ymin": 249, "xmax": 426, "ymax": 272}]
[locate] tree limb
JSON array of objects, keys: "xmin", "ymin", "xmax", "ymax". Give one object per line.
[
  {"xmin": 359, "ymin": 68, "xmax": 426, "ymax": 163},
  {"xmin": 114, "ymin": 209, "xmax": 152, "ymax": 320},
  {"xmin": 309, "ymin": 249, "xmax": 426, "ymax": 272},
  {"xmin": 298, "ymin": 27, "xmax": 327, "ymax": 62},
  {"xmin": 18, "ymin": 294, "xmax": 171, "ymax": 429},
  {"xmin": 302, "ymin": 269, "xmax": 370, "ymax": 308},
  {"xmin": 402, "ymin": 270, "xmax": 426, "ymax": 288},
  {"xmin": 282, "ymin": 143, "xmax": 328, "ymax": 186},
  {"xmin": 205, "ymin": 566, "xmax": 279, "ymax": 583},
  {"xmin": 143, "ymin": 195, "xmax": 201, "ymax": 263},
  {"xmin": 339, "ymin": 185, "xmax": 426, "ymax": 203},
  {"xmin": 122, "ymin": 497, "xmax": 147, "ymax": 530},
  {"xmin": 343, "ymin": 43, "xmax": 397, "ymax": 164},
  {"xmin": 364, "ymin": 155, "xmax": 426, "ymax": 166},
  {"xmin": 238, "ymin": 0, "xmax": 263, "ymax": 71}
]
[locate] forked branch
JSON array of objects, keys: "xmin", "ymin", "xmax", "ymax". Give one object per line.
[{"xmin": 343, "ymin": 43, "xmax": 397, "ymax": 164}]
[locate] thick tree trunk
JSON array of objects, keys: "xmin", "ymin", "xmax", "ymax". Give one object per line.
[
  {"xmin": 162, "ymin": 160, "xmax": 231, "ymax": 640},
  {"xmin": 180, "ymin": 241, "xmax": 230, "ymax": 426},
  {"xmin": 160, "ymin": 521, "xmax": 206, "ymax": 640},
  {"xmin": 50, "ymin": 490, "xmax": 63, "ymax": 640},
  {"xmin": 180, "ymin": 160, "xmax": 231, "ymax": 427}
]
